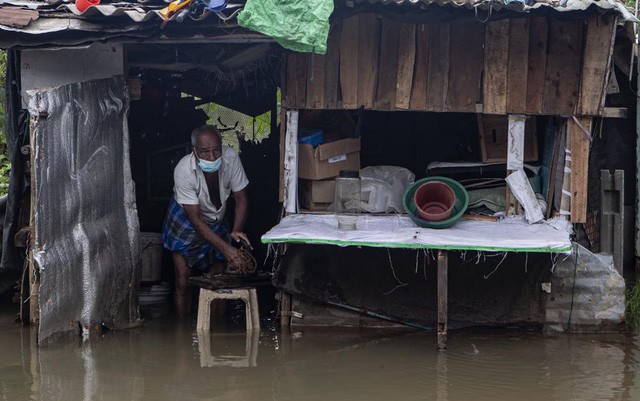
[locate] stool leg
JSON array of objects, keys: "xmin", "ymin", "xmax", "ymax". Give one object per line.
[
  {"xmin": 238, "ymin": 290, "xmax": 252, "ymax": 331},
  {"xmin": 197, "ymin": 289, "xmax": 214, "ymax": 332},
  {"xmin": 249, "ymin": 289, "xmax": 260, "ymax": 331}
]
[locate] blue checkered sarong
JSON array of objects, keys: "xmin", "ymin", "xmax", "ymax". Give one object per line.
[{"xmin": 162, "ymin": 198, "xmax": 229, "ymax": 271}]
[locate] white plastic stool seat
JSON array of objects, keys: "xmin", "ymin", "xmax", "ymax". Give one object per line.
[{"xmin": 197, "ymin": 288, "xmax": 260, "ymax": 332}]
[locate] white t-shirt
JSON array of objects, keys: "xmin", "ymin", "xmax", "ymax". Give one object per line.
[{"xmin": 173, "ymin": 146, "xmax": 249, "ymax": 223}]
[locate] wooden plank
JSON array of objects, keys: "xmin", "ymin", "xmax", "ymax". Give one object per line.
[
  {"xmin": 278, "ymin": 105, "xmax": 286, "ymax": 202},
  {"xmin": 409, "ymin": 23, "xmax": 429, "ymax": 110},
  {"xmin": 545, "ymin": 127, "xmax": 563, "ymax": 219},
  {"xmin": 323, "ymin": 22, "xmax": 342, "ymax": 109},
  {"xmin": 306, "ymin": 53, "xmax": 326, "ymax": 109},
  {"xmin": 447, "ymin": 20, "xmax": 485, "ymax": 112},
  {"xmin": 357, "ymin": 13, "xmax": 379, "ymax": 109},
  {"xmin": 482, "ymin": 19, "xmax": 510, "ymax": 115},
  {"xmin": 286, "ymin": 53, "xmax": 308, "ymax": 109},
  {"xmin": 506, "ymin": 18, "xmax": 530, "ymax": 114},
  {"xmin": 603, "ymin": 107, "xmax": 627, "ymax": 118},
  {"xmin": 426, "ymin": 23, "xmax": 450, "ymax": 112},
  {"xmin": 395, "ymin": 22, "xmax": 416, "ymax": 110},
  {"xmin": 29, "ymin": 117, "xmax": 39, "ymax": 325},
  {"xmin": 279, "ymin": 291, "xmax": 292, "ymax": 328},
  {"xmin": 284, "ymin": 54, "xmax": 295, "ymax": 107},
  {"xmin": 542, "ymin": 18, "xmax": 583, "ymax": 115},
  {"xmin": 570, "ymin": 116, "xmax": 592, "ymax": 223},
  {"xmin": 526, "ymin": 17, "xmax": 548, "ymax": 114},
  {"xmin": 375, "ymin": 17, "xmax": 401, "ymax": 110},
  {"xmin": 340, "ymin": 14, "xmax": 360, "ymax": 109},
  {"xmin": 578, "ymin": 14, "xmax": 617, "ymax": 116},
  {"xmin": 283, "ymin": 110, "xmax": 299, "ymax": 214}
]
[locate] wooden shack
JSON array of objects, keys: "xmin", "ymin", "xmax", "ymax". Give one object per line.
[{"xmin": 265, "ymin": 4, "xmax": 635, "ymax": 346}]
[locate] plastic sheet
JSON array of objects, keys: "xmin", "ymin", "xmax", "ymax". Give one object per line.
[
  {"xmin": 262, "ymin": 214, "xmax": 572, "ymax": 253},
  {"xmin": 28, "ymin": 76, "xmax": 141, "ymax": 344},
  {"xmin": 360, "ymin": 166, "xmax": 415, "ymax": 213},
  {"xmin": 237, "ymin": 0, "xmax": 334, "ymax": 54}
]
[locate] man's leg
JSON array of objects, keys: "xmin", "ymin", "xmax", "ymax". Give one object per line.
[{"xmin": 173, "ymin": 252, "xmax": 191, "ymax": 316}]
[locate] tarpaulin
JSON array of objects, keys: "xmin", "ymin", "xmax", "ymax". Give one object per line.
[
  {"xmin": 262, "ymin": 214, "xmax": 572, "ymax": 253},
  {"xmin": 237, "ymin": 0, "xmax": 333, "ymax": 54}
]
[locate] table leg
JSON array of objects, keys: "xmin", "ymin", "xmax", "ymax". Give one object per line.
[{"xmin": 437, "ymin": 250, "xmax": 448, "ymax": 350}]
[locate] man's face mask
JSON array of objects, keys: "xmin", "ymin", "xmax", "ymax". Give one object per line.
[{"xmin": 198, "ymin": 157, "xmax": 222, "ymax": 173}]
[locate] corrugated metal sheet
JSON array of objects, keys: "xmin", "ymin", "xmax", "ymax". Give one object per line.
[
  {"xmin": 0, "ymin": 7, "xmax": 39, "ymax": 28},
  {"xmin": 545, "ymin": 244, "xmax": 626, "ymax": 333},
  {"xmin": 356, "ymin": 0, "xmax": 636, "ymax": 21},
  {"xmin": 0, "ymin": 0, "xmax": 635, "ymax": 33},
  {"xmin": 28, "ymin": 76, "xmax": 142, "ymax": 344}
]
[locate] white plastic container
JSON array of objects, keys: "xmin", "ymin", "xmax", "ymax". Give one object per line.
[{"xmin": 140, "ymin": 232, "xmax": 163, "ymax": 282}]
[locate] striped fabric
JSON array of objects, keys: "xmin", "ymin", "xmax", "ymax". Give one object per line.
[{"xmin": 162, "ymin": 197, "xmax": 229, "ymax": 271}]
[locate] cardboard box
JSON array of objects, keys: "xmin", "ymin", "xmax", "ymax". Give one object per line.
[
  {"xmin": 300, "ymin": 179, "xmax": 335, "ymax": 211},
  {"xmin": 298, "ymin": 138, "xmax": 361, "ymax": 180},
  {"xmin": 478, "ymin": 115, "xmax": 538, "ymax": 163}
]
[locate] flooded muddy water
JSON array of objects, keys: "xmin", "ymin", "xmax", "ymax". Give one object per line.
[{"xmin": 1, "ymin": 300, "xmax": 639, "ymax": 401}]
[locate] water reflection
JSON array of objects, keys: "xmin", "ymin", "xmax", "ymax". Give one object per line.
[
  {"xmin": 1, "ymin": 306, "xmax": 639, "ymax": 401},
  {"xmin": 197, "ymin": 330, "xmax": 259, "ymax": 368}
]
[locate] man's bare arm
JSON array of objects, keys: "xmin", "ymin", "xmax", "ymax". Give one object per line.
[{"xmin": 182, "ymin": 203, "xmax": 243, "ymax": 266}]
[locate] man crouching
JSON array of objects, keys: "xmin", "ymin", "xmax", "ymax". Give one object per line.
[{"xmin": 162, "ymin": 125, "xmax": 250, "ymax": 316}]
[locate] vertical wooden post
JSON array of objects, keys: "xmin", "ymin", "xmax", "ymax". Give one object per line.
[
  {"xmin": 569, "ymin": 116, "xmax": 592, "ymax": 223},
  {"xmin": 506, "ymin": 115, "xmax": 525, "ymax": 215},
  {"xmin": 601, "ymin": 170, "xmax": 624, "ymax": 274},
  {"xmin": 29, "ymin": 116, "xmax": 39, "ymax": 326},
  {"xmin": 283, "ymin": 110, "xmax": 299, "ymax": 214},
  {"xmin": 437, "ymin": 250, "xmax": 448, "ymax": 350},
  {"xmin": 279, "ymin": 291, "xmax": 292, "ymax": 328}
]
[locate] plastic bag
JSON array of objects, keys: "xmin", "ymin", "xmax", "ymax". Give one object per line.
[
  {"xmin": 237, "ymin": 0, "xmax": 334, "ymax": 54},
  {"xmin": 360, "ymin": 166, "xmax": 415, "ymax": 213}
]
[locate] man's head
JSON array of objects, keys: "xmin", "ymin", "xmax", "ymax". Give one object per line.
[{"xmin": 191, "ymin": 125, "xmax": 222, "ymax": 162}]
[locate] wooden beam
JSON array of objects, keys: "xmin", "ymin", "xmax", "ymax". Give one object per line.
[
  {"xmin": 340, "ymin": 14, "xmax": 360, "ymax": 109},
  {"xmin": 603, "ymin": 107, "xmax": 628, "ymax": 118},
  {"xmin": 578, "ymin": 14, "xmax": 617, "ymax": 116},
  {"xmin": 570, "ymin": 116, "xmax": 592, "ymax": 223},
  {"xmin": 506, "ymin": 18, "xmax": 529, "ymax": 114},
  {"xmin": 483, "ymin": 19, "xmax": 510, "ymax": 114},
  {"xmin": 395, "ymin": 22, "xmax": 416, "ymax": 110},
  {"xmin": 437, "ymin": 250, "xmax": 448, "ymax": 350}
]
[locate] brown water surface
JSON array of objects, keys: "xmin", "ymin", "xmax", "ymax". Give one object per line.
[{"xmin": 1, "ymin": 301, "xmax": 639, "ymax": 401}]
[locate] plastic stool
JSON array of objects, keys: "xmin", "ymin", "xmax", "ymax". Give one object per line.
[{"xmin": 197, "ymin": 288, "xmax": 260, "ymax": 332}]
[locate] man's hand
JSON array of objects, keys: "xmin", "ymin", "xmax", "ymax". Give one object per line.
[
  {"xmin": 222, "ymin": 245, "xmax": 244, "ymax": 269},
  {"xmin": 230, "ymin": 231, "xmax": 253, "ymax": 250}
]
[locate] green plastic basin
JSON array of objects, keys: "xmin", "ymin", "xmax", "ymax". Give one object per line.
[{"xmin": 403, "ymin": 176, "xmax": 469, "ymax": 229}]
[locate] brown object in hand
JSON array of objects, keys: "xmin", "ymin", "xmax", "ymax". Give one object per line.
[{"xmin": 225, "ymin": 249, "xmax": 257, "ymax": 276}]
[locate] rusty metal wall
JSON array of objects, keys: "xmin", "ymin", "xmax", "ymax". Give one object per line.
[{"xmin": 28, "ymin": 76, "xmax": 141, "ymax": 344}]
